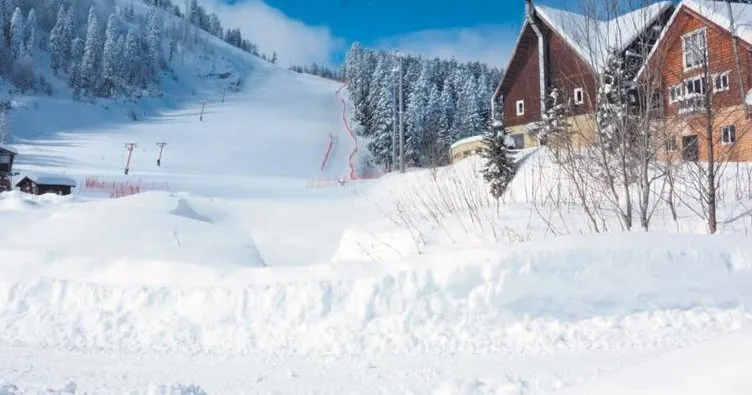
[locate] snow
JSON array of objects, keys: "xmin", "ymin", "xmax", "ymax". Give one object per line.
[
  {"xmin": 0, "ymin": 1, "xmax": 750, "ymax": 392},
  {"xmin": 683, "ymin": 0, "xmax": 752, "ymax": 46},
  {"xmin": 450, "ymin": 134, "xmax": 484, "ymax": 149},
  {"xmin": 535, "ymin": 1, "xmax": 672, "ymax": 72},
  {"xmin": 0, "ymin": 145, "xmax": 17, "ymax": 155},
  {"xmin": 18, "ymin": 173, "xmax": 77, "ymax": 187},
  {"xmin": 554, "ymin": 328, "xmax": 752, "ymax": 395}
]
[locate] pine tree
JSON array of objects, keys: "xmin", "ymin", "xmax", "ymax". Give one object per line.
[
  {"xmin": 405, "ymin": 61, "xmax": 430, "ymax": 165},
  {"xmin": 81, "ymin": 6, "xmax": 102, "ymax": 94},
  {"xmin": 61, "ymin": 6, "xmax": 76, "ymax": 72},
  {"xmin": 146, "ymin": 10, "xmax": 162, "ymax": 77},
  {"xmin": 9, "ymin": 7, "xmax": 23, "ymax": 60},
  {"xmin": 25, "ymin": 8, "xmax": 35, "ymax": 52},
  {"xmin": 481, "ymin": 119, "xmax": 515, "ymax": 199},
  {"xmin": 123, "ymin": 29, "xmax": 140, "ymax": 87},
  {"xmin": 100, "ymin": 13, "xmax": 119, "ymax": 97},
  {"xmin": 49, "ymin": 5, "xmax": 65, "ymax": 73},
  {"xmin": 536, "ymin": 88, "xmax": 569, "ymax": 145},
  {"xmin": 0, "ymin": 1, "xmax": 8, "ymax": 75}
]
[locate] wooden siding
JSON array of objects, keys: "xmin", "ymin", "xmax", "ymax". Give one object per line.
[
  {"xmin": 544, "ymin": 20, "xmax": 598, "ymax": 116},
  {"xmin": 501, "ymin": 25, "xmax": 542, "ymax": 126},
  {"xmin": 648, "ymin": 6, "xmax": 752, "ymax": 162}
]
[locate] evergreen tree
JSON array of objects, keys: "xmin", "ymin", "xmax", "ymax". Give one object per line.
[
  {"xmin": 61, "ymin": 6, "xmax": 76, "ymax": 72},
  {"xmin": 25, "ymin": 8, "xmax": 35, "ymax": 51},
  {"xmin": 0, "ymin": 2, "xmax": 8, "ymax": 75},
  {"xmin": 123, "ymin": 28, "xmax": 140, "ymax": 86},
  {"xmin": 100, "ymin": 13, "xmax": 118, "ymax": 96},
  {"xmin": 49, "ymin": 5, "xmax": 64, "ymax": 73},
  {"xmin": 10, "ymin": 7, "xmax": 23, "ymax": 59},
  {"xmin": 146, "ymin": 10, "xmax": 162, "ymax": 76},
  {"xmin": 481, "ymin": 119, "xmax": 515, "ymax": 199},
  {"xmin": 405, "ymin": 61, "xmax": 430, "ymax": 165},
  {"xmin": 536, "ymin": 88, "xmax": 569, "ymax": 145},
  {"xmin": 80, "ymin": 6, "xmax": 102, "ymax": 94}
]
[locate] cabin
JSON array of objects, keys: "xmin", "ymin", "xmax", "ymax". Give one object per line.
[
  {"xmin": 16, "ymin": 174, "xmax": 77, "ymax": 196},
  {"xmin": 638, "ymin": 0, "xmax": 752, "ymax": 162},
  {"xmin": 450, "ymin": 135, "xmax": 485, "ymax": 163},
  {"xmin": 492, "ymin": 0, "xmax": 674, "ymax": 149},
  {"xmin": 0, "ymin": 145, "xmax": 17, "ymax": 192}
]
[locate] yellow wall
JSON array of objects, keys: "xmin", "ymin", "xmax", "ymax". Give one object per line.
[
  {"xmin": 507, "ymin": 114, "xmax": 596, "ymax": 149},
  {"xmin": 450, "ymin": 140, "xmax": 485, "ymax": 164}
]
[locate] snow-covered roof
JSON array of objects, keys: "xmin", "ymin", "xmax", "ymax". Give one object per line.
[
  {"xmin": 18, "ymin": 173, "xmax": 77, "ymax": 187},
  {"xmin": 0, "ymin": 144, "xmax": 17, "ymax": 154},
  {"xmin": 450, "ymin": 135, "xmax": 484, "ymax": 149},
  {"xmin": 683, "ymin": 0, "xmax": 752, "ymax": 45},
  {"xmin": 535, "ymin": 1, "xmax": 673, "ymax": 72},
  {"xmin": 638, "ymin": 0, "xmax": 752, "ymax": 79}
]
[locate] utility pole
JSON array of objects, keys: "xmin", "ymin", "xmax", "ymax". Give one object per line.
[
  {"xmin": 396, "ymin": 51, "xmax": 405, "ymax": 174},
  {"xmin": 199, "ymin": 100, "xmax": 206, "ymax": 121},
  {"xmin": 221, "ymin": 88, "xmax": 226, "ymax": 103},
  {"xmin": 156, "ymin": 142, "xmax": 167, "ymax": 167},
  {"xmin": 124, "ymin": 143, "xmax": 136, "ymax": 175}
]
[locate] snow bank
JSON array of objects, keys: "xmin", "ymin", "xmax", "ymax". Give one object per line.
[
  {"xmin": 0, "ymin": 191, "xmax": 265, "ymax": 285},
  {"xmin": 0, "ymin": 233, "xmax": 749, "ymax": 357}
]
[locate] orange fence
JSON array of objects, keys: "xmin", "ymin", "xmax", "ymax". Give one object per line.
[{"xmin": 83, "ymin": 176, "xmax": 170, "ymax": 198}]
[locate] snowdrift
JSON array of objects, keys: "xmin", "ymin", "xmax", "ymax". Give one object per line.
[
  {"xmin": 0, "ymin": 191, "xmax": 265, "ymax": 285},
  {"xmin": 0, "ymin": 232, "xmax": 749, "ymax": 356}
]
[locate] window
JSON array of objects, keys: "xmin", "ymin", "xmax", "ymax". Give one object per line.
[
  {"xmin": 574, "ymin": 88, "xmax": 584, "ymax": 105},
  {"xmin": 713, "ymin": 71, "xmax": 730, "ymax": 92},
  {"xmin": 665, "ymin": 137, "xmax": 677, "ymax": 152},
  {"xmin": 668, "ymin": 85, "xmax": 684, "ymax": 103},
  {"xmin": 682, "ymin": 28, "xmax": 707, "ymax": 70},
  {"xmin": 516, "ymin": 100, "xmax": 525, "ymax": 116},
  {"xmin": 685, "ymin": 75, "xmax": 706, "ymax": 95},
  {"xmin": 0, "ymin": 153, "xmax": 9, "ymax": 164},
  {"xmin": 722, "ymin": 125, "xmax": 736, "ymax": 144}
]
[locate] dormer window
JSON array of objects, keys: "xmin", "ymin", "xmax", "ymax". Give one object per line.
[
  {"xmin": 516, "ymin": 100, "xmax": 525, "ymax": 116},
  {"xmin": 682, "ymin": 28, "xmax": 707, "ymax": 70}
]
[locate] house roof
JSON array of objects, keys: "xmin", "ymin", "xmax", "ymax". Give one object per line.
[
  {"xmin": 496, "ymin": 1, "xmax": 673, "ymax": 99},
  {"xmin": 450, "ymin": 134, "xmax": 484, "ymax": 149},
  {"xmin": 0, "ymin": 144, "xmax": 17, "ymax": 154},
  {"xmin": 684, "ymin": 0, "xmax": 752, "ymax": 45},
  {"xmin": 17, "ymin": 173, "xmax": 77, "ymax": 187},
  {"xmin": 535, "ymin": 1, "xmax": 673, "ymax": 72},
  {"xmin": 637, "ymin": 0, "xmax": 752, "ymax": 79}
]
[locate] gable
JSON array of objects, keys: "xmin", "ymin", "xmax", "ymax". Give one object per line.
[{"xmin": 500, "ymin": 24, "xmax": 540, "ymax": 95}]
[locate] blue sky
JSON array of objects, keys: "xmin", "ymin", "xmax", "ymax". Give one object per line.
[{"xmin": 206, "ymin": 0, "xmax": 579, "ymax": 68}]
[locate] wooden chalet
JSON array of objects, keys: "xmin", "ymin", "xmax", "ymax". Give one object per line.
[
  {"xmin": 638, "ymin": 0, "xmax": 752, "ymax": 162},
  {"xmin": 492, "ymin": 0, "xmax": 674, "ymax": 149},
  {"xmin": 16, "ymin": 174, "xmax": 77, "ymax": 196}
]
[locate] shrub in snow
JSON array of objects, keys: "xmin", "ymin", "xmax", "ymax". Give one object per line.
[{"xmin": 481, "ymin": 118, "xmax": 515, "ymax": 199}]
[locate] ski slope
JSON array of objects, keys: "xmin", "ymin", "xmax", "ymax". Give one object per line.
[{"xmin": 0, "ymin": 6, "xmax": 750, "ymax": 393}]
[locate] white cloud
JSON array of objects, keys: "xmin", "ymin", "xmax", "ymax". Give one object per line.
[
  {"xmin": 201, "ymin": 0, "xmax": 344, "ymax": 67},
  {"xmin": 375, "ymin": 25, "xmax": 520, "ymax": 68}
]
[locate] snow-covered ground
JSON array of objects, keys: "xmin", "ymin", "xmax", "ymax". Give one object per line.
[{"xmin": 1, "ymin": 8, "xmax": 751, "ymax": 393}]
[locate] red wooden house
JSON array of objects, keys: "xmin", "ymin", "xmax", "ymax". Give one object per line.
[
  {"xmin": 638, "ymin": 0, "xmax": 752, "ymax": 162},
  {"xmin": 492, "ymin": 0, "xmax": 674, "ymax": 148}
]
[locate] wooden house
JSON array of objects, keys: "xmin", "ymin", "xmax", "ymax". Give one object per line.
[
  {"xmin": 638, "ymin": 0, "xmax": 752, "ymax": 162},
  {"xmin": 0, "ymin": 145, "xmax": 17, "ymax": 192},
  {"xmin": 492, "ymin": 0, "xmax": 674, "ymax": 149},
  {"xmin": 16, "ymin": 174, "xmax": 77, "ymax": 196}
]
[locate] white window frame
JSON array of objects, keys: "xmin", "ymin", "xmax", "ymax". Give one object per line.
[
  {"xmin": 574, "ymin": 88, "xmax": 584, "ymax": 105},
  {"xmin": 722, "ymin": 124, "xmax": 737, "ymax": 145},
  {"xmin": 665, "ymin": 137, "xmax": 677, "ymax": 152},
  {"xmin": 516, "ymin": 100, "xmax": 525, "ymax": 116},
  {"xmin": 682, "ymin": 27, "xmax": 708, "ymax": 71},
  {"xmin": 712, "ymin": 71, "xmax": 730, "ymax": 92}
]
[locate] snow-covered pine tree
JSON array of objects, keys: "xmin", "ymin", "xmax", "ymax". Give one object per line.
[
  {"xmin": 10, "ymin": 7, "xmax": 24, "ymax": 60},
  {"xmin": 0, "ymin": 2, "xmax": 8, "ymax": 76},
  {"xmin": 405, "ymin": 61, "xmax": 430, "ymax": 165},
  {"xmin": 123, "ymin": 29, "xmax": 140, "ymax": 87},
  {"xmin": 535, "ymin": 88, "xmax": 569, "ymax": 145},
  {"xmin": 438, "ymin": 83, "xmax": 456, "ymax": 145},
  {"xmin": 49, "ymin": 5, "xmax": 64, "ymax": 74},
  {"xmin": 61, "ymin": 6, "xmax": 76, "ymax": 72},
  {"xmin": 146, "ymin": 9, "xmax": 162, "ymax": 77},
  {"xmin": 368, "ymin": 61, "xmax": 396, "ymax": 166},
  {"xmin": 80, "ymin": 6, "xmax": 102, "ymax": 94},
  {"xmin": 481, "ymin": 118, "xmax": 515, "ymax": 199},
  {"xmin": 100, "ymin": 13, "xmax": 119, "ymax": 97},
  {"xmin": 25, "ymin": 8, "xmax": 35, "ymax": 51}
]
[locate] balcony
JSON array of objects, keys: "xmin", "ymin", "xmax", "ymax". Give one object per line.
[{"xmin": 677, "ymin": 95, "xmax": 707, "ymax": 117}]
